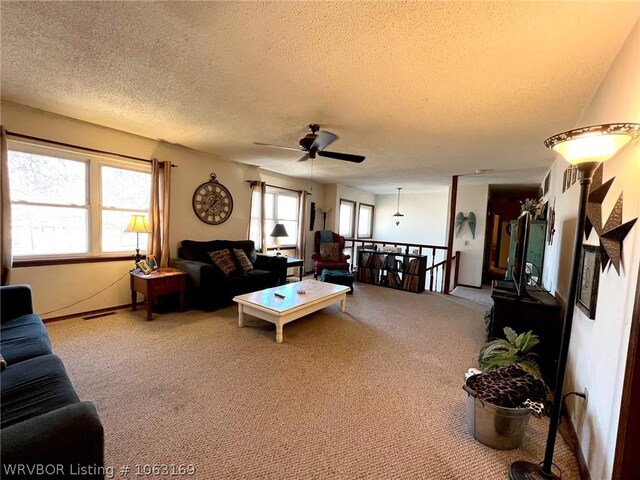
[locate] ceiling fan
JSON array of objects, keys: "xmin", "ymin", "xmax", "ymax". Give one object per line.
[{"xmin": 254, "ymin": 124, "xmax": 365, "ymax": 163}]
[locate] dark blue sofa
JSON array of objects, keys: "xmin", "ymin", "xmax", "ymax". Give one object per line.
[{"xmin": 0, "ymin": 285, "xmax": 104, "ymax": 480}]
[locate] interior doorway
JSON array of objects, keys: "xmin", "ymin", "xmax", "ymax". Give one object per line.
[{"xmin": 482, "ymin": 184, "xmax": 540, "ymax": 284}]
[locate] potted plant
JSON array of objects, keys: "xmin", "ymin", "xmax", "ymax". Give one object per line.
[
  {"xmin": 463, "ymin": 328, "xmax": 547, "ymax": 450},
  {"xmin": 479, "ymin": 327, "xmax": 542, "ymax": 379},
  {"xmin": 520, "ymin": 197, "xmax": 545, "ymax": 220}
]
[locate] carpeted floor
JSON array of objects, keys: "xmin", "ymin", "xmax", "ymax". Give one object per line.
[{"xmin": 47, "ymin": 282, "xmax": 579, "ymax": 479}]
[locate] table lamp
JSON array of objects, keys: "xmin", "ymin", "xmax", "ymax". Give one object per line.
[
  {"xmin": 270, "ymin": 223, "xmax": 289, "ymax": 255},
  {"xmin": 124, "ymin": 215, "xmax": 151, "ymax": 266}
]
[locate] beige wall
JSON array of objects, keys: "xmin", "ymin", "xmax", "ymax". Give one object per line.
[
  {"xmin": 452, "ymin": 184, "xmax": 489, "ymax": 287},
  {"xmin": 1, "ymin": 101, "xmax": 326, "ymax": 317},
  {"xmin": 373, "ymin": 190, "xmax": 449, "ymax": 249},
  {"xmin": 541, "ymin": 20, "xmax": 640, "ymax": 479}
]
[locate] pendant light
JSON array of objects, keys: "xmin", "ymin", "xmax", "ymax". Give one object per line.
[{"xmin": 393, "ymin": 187, "xmax": 404, "ymax": 226}]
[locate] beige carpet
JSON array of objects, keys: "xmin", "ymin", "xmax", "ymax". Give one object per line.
[{"xmin": 47, "ymin": 282, "xmax": 579, "ymax": 479}]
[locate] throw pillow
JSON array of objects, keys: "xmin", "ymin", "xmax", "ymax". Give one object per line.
[
  {"xmin": 208, "ymin": 249, "xmax": 238, "ymax": 276},
  {"xmin": 233, "ymin": 248, "xmax": 253, "ymax": 273},
  {"xmin": 320, "ymin": 242, "xmax": 339, "ymax": 262}
]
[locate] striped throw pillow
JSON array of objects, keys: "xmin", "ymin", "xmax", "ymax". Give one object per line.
[
  {"xmin": 208, "ymin": 249, "xmax": 238, "ymax": 276},
  {"xmin": 233, "ymin": 248, "xmax": 253, "ymax": 273}
]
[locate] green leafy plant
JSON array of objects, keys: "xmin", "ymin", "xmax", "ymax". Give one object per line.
[{"xmin": 479, "ymin": 327, "xmax": 542, "ymax": 379}]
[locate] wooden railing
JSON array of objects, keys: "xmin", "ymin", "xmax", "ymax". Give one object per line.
[
  {"xmin": 344, "ymin": 238, "xmax": 458, "ymax": 293},
  {"xmin": 426, "ymin": 251, "xmax": 460, "ymax": 293}
]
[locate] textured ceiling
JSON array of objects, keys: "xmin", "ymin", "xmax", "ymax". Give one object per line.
[{"xmin": 1, "ymin": 1, "xmax": 638, "ymax": 194}]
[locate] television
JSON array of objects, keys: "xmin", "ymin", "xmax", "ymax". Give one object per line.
[{"xmin": 512, "ymin": 211, "xmax": 531, "ymax": 298}]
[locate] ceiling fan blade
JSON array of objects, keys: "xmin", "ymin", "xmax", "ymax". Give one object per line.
[
  {"xmin": 296, "ymin": 154, "xmax": 310, "ymax": 162},
  {"xmin": 318, "ymin": 151, "xmax": 365, "ymax": 163},
  {"xmin": 311, "ymin": 131, "xmax": 338, "ymax": 152},
  {"xmin": 253, "ymin": 142, "xmax": 302, "ymax": 152}
]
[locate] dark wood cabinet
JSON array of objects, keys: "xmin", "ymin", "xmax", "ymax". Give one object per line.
[
  {"xmin": 490, "ymin": 280, "xmax": 562, "ymax": 385},
  {"xmin": 357, "ymin": 249, "xmax": 427, "ymax": 293}
]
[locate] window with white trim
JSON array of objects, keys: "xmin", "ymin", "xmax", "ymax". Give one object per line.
[
  {"xmin": 8, "ymin": 144, "xmax": 151, "ymax": 258},
  {"xmin": 249, "ymin": 187, "xmax": 299, "ymax": 250},
  {"xmin": 358, "ymin": 203, "xmax": 374, "ymax": 239},
  {"xmin": 338, "ymin": 199, "xmax": 356, "ymax": 238}
]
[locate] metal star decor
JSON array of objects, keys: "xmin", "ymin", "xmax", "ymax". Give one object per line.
[
  {"xmin": 598, "ymin": 192, "xmax": 637, "ymax": 274},
  {"xmin": 585, "ymin": 164, "xmax": 612, "ymax": 239}
]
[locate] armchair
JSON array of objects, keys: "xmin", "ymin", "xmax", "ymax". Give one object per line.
[{"xmin": 312, "ymin": 231, "xmax": 350, "ymax": 278}]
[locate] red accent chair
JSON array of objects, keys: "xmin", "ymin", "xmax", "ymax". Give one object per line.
[{"xmin": 312, "ymin": 231, "xmax": 350, "ymax": 278}]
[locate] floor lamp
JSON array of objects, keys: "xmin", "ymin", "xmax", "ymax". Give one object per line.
[{"xmin": 509, "ymin": 123, "xmax": 640, "ymax": 480}]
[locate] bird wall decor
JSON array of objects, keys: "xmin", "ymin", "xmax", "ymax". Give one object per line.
[{"xmin": 455, "ymin": 212, "xmax": 477, "ymax": 239}]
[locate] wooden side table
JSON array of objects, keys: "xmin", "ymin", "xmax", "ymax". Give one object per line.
[
  {"xmin": 285, "ymin": 257, "xmax": 305, "ymax": 281},
  {"xmin": 130, "ymin": 267, "xmax": 187, "ymax": 321}
]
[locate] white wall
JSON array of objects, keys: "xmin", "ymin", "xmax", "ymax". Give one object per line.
[
  {"xmin": 541, "ymin": 20, "xmax": 640, "ymax": 479},
  {"xmin": 373, "ymin": 191, "xmax": 449, "ymax": 250},
  {"xmin": 1, "ymin": 101, "xmax": 326, "ymax": 316},
  {"xmin": 335, "ymin": 184, "xmax": 376, "ymax": 234},
  {"xmin": 452, "ymin": 184, "xmax": 488, "ymax": 287}
]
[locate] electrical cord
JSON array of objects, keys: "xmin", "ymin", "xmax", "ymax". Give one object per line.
[
  {"xmin": 526, "ymin": 262, "xmax": 553, "ymax": 294},
  {"xmin": 42, "ymin": 271, "xmax": 130, "ymax": 316}
]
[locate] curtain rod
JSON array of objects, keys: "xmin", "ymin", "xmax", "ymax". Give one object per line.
[
  {"xmin": 246, "ymin": 180, "xmax": 311, "ymax": 196},
  {"xmin": 6, "ymin": 131, "xmax": 178, "ymax": 167}
]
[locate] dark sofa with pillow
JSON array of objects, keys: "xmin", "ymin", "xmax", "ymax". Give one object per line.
[
  {"xmin": 0, "ymin": 285, "xmax": 104, "ymax": 480},
  {"xmin": 170, "ymin": 240, "xmax": 288, "ymax": 310}
]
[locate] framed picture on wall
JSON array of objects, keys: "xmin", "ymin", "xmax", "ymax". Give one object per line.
[
  {"xmin": 576, "ymin": 244, "xmax": 600, "ymax": 319},
  {"xmin": 543, "ymin": 171, "xmax": 550, "ymax": 196}
]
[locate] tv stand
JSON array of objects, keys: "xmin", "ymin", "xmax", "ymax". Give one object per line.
[{"xmin": 490, "ymin": 281, "xmax": 562, "ymax": 385}]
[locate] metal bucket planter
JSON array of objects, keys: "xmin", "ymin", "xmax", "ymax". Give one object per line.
[{"xmin": 465, "ymin": 393, "xmax": 531, "ymax": 450}]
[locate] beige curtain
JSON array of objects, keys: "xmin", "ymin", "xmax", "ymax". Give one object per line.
[
  {"xmin": 1, "ymin": 126, "xmax": 11, "ymax": 285},
  {"xmin": 148, "ymin": 158, "xmax": 172, "ymax": 268},
  {"xmin": 248, "ymin": 181, "xmax": 268, "ymax": 252},
  {"xmin": 297, "ymin": 191, "xmax": 309, "ymax": 261}
]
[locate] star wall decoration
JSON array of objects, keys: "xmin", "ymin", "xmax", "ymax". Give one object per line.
[
  {"xmin": 585, "ymin": 164, "xmax": 613, "ymax": 239},
  {"xmin": 598, "ymin": 193, "xmax": 637, "ymax": 274},
  {"xmin": 582, "ymin": 164, "xmax": 637, "ymax": 275}
]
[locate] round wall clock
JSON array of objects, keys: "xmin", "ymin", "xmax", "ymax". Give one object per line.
[{"xmin": 192, "ymin": 173, "xmax": 234, "ymax": 225}]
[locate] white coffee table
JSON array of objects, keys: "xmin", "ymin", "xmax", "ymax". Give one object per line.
[{"xmin": 233, "ymin": 279, "xmax": 350, "ymax": 343}]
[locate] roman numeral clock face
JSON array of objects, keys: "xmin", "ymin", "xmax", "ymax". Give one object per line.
[{"xmin": 192, "ymin": 178, "xmax": 233, "ymax": 225}]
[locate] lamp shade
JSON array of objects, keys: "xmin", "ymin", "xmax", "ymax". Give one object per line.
[
  {"xmin": 124, "ymin": 215, "xmax": 151, "ymax": 233},
  {"xmin": 544, "ymin": 123, "xmax": 640, "ymax": 165},
  {"xmin": 269, "ymin": 223, "xmax": 289, "ymax": 238}
]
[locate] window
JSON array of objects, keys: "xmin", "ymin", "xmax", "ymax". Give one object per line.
[
  {"xmin": 358, "ymin": 203, "xmax": 374, "ymax": 239},
  {"xmin": 8, "ymin": 145, "xmax": 151, "ymax": 258},
  {"xmin": 338, "ymin": 199, "xmax": 356, "ymax": 238},
  {"xmin": 101, "ymin": 166, "xmax": 151, "ymax": 252},
  {"xmin": 249, "ymin": 187, "xmax": 299, "ymax": 250}
]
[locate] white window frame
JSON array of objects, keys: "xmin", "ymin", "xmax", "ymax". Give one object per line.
[
  {"xmin": 249, "ymin": 186, "xmax": 300, "ymax": 250},
  {"xmin": 357, "ymin": 203, "xmax": 375, "ymax": 239},
  {"xmin": 265, "ymin": 187, "xmax": 299, "ymax": 249},
  {"xmin": 8, "ymin": 141, "xmax": 151, "ymax": 260},
  {"xmin": 338, "ymin": 198, "xmax": 356, "ymax": 239}
]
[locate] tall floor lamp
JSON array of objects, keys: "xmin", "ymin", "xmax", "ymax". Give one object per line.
[{"xmin": 509, "ymin": 123, "xmax": 640, "ymax": 480}]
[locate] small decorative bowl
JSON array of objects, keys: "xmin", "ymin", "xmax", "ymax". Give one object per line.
[{"xmin": 296, "ymin": 288, "xmax": 307, "ymax": 295}]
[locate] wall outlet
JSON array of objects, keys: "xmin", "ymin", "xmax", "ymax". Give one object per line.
[{"xmin": 464, "ymin": 240, "xmax": 469, "ymax": 246}]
